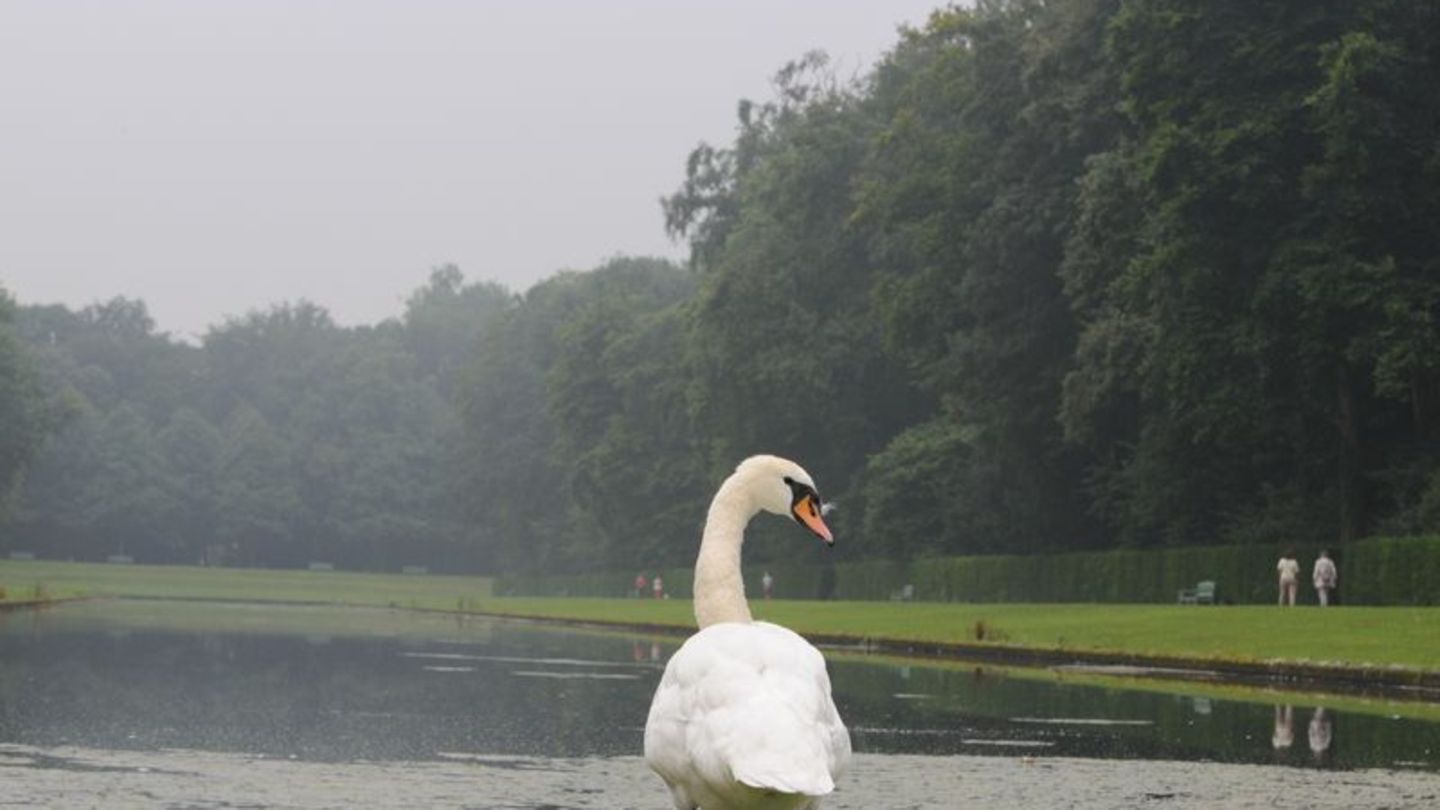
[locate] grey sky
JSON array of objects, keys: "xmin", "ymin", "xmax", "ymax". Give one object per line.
[{"xmin": 0, "ymin": 0, "xmax": 942, "ymax": 340}]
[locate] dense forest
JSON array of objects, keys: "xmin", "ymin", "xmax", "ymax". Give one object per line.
[{"xmin": 2, "ymin": 0, "xmax": 1438, "ymax": 576}]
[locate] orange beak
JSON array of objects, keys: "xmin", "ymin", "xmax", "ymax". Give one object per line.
[{"xmin": 793, "ymin": 494, "xmax": 834, "ymax": 545}]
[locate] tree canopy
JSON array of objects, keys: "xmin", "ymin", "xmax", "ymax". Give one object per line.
[{"xmin": 3, "ymin": 0, "xmax": 1438, "ymax": 574}]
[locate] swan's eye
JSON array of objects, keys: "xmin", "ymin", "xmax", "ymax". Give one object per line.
[
  {"xmin": 792, "ymin": 492, "xmax": 821, "ymax": 519},
  {"xmin": 784, "ymin": 477, "xmax": 813, "ymax": 506},
  {"xmin": 788, "ymin": 488, "xmax": 834, "ymax": 544}
]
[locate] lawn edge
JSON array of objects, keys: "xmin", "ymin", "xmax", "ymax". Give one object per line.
[
  {"xmin": 0, "ymin": 596, "xmax": 90, "ymax": 612},
  {"xmin": 444, "ymin": 607, "xmax": 1440, "ymax": 701}
]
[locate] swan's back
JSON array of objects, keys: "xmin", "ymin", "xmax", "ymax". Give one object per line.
[{"xmin": 644, "ymin": 621, "xmax": 851, "ymax": 809}]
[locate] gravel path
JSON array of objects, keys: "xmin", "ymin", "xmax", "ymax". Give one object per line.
[{"xmin": 1, "ymin": 743, "xmax": 1437, "ymax": 809}]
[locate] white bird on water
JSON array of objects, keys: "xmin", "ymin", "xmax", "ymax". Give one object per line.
[{"xmin": 644, "ymin": 455, "xmax": 851, "ymax": 810}]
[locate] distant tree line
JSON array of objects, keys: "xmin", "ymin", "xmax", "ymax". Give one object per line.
[
  {"xmin": 0, "ymin": 271, "xmax": 507, "ymax": 571},
  {"xmin": 2, "ymin": 0, "xmax": 1438, "ymax": 575}
]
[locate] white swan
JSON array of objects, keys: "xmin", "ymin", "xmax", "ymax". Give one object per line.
[{"xmin": 644, "ymin": 455, "xmax": 851, "ymax": 810}]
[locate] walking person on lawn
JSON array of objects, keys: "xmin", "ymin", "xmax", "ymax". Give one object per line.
[
  {"xmin": 1313, "ymin": 550, "xmax": 1338, "ymax": 607},
  {"xmin": 1277, "ymin": 549, "xmax": 1300, "ymax": 607}
]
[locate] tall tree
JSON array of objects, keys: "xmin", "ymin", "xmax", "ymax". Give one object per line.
[
  {"xmin": 853, "ymin": 0, "xmax": 1120, "ymax": 555},
  {"xmin": 0, "ymin": 285, "xmax": 51, "ymax": 520},
  {"xmin": 402, "ymin": 264, "xmax": 514, "ymax": 393},
  {"xmin": 671, "ymin": 54, "xmax": 928, "ymax": 558},
  {"xmin": 157, "ymin": 408, "xmax": 223, "ymax": 564},
  {"xmin": 1063, "ymin": 0, "xmax": 1440, "ymax": 545},
  {"xmin": 547, "ymin": 257, "xmax": 706, "ymax": 570},
  {"xmin": 216, "ymin": 404, "xmax": 299, "ymax": 567}
]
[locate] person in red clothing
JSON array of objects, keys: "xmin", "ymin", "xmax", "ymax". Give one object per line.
[{"xmin": 633, "ymin": 572, "xmax": 648, "ymax": 598}]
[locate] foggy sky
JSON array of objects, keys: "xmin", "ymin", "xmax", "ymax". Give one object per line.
[{"xmin": 0, "ymin": 0, "xmax": 942, "ymax": 340}]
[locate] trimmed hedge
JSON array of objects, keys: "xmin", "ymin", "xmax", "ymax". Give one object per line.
[{"xmin": 495, "ymin": 535, "xmax": 1440, "ymax": 605}]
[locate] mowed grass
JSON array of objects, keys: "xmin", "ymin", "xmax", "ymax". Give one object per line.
[
  {"xmin": 0, "ymin": 559, "xmax": 492, "ymax": 609},
  {"xmin": 426, "ymin": 596, "xmax": 1440, "ymax": 671},
  {"xmin": 3, "ymin": 560, "xmax": 1436, "ymax": 671}
]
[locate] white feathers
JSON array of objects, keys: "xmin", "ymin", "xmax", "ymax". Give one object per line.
[
  {"xmin": 643, "ymin": 456, "xmax": 851, "ymax": 810},
  {"xmin": 645, "ymin": 623, "xmax": 850, "ymax": 809}
]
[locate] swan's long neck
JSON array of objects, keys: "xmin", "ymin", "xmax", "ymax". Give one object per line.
[{"xmin": 693, "ymin": 475, "xmax": 757, "ymax": 629}]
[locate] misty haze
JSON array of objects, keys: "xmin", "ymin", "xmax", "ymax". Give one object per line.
[{"xmin": 2, "ymin": 2, "xmax": 1439, "ymax": 809}]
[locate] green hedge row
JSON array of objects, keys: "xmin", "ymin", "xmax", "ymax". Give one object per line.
[{"xmin": 495, "ymin": 535, "xmax": 1440, "ymax": 605}]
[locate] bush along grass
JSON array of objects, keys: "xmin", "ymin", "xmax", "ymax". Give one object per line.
[
  {"xmin": 497, "ymin": 535, "xmax": 1440, "ymax": 606},
  {"xmin": 458, "ymin": 597, "xmax": 1440, "ymax": 672}
]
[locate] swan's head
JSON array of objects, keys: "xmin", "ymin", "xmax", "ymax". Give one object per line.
[{"xmin": 732, "ymin": 455, "xmax": 834, "ymax": 545}]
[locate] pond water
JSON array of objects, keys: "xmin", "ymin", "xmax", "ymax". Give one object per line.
[{"xmin": 1, "ymin": 599, "xmax": 1436, "ymax": 777}]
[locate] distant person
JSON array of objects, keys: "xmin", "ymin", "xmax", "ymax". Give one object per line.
[
  {"xmin": 633, "ymin": 572, "xmax": 648, "ymax": 598},
  {"xmin": 762, "ymin": 570, "xmax": 774, "ymax": 600},
  {"xmin": 652, "ymin": 574, "xmax": 664, "ymax": 600},
  {"xmin": 1308, "ymin": 707, "xmax": 1332, "ymax": 759},
  {"xmin": 1312, "ymin": 550, "xmax": 1338, "ymax": 607},
  {"xmin": 1272, "ymin": 705, "xmax": 1294, "ymax": 750},
  {"xmin": 1277, "ymin": 549, "xmax": 1300, "ymax": 607}
]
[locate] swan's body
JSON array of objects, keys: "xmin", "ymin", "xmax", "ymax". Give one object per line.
[{"xmin": 644, "ymin": 455, "xmax": 850, "ymax": 810}]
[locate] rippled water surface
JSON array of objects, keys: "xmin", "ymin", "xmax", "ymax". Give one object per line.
[{"xmin": 1, "ymin": 600, "xmax": 1437, "ymax": 774}]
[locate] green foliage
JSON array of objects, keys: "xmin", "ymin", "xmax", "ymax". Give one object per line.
[
  {"xmin": 0, "ymin": 285, "xmax": 51, "ymax": 517},
  {"xmin": 850, "ymin": 0, "xmax": 1124, "ymax": 555},
  {"xmin": 0, "ymin": 558, "xmax": 492, "ymax": 608},
  {"xmin": 5, "ymin": 2, "xmax": 1440, "ymax": 587},
  {"xmin": 401, "ymin": 264, "xmax": 513, "ymax": 394},
  {"xmin": 1, "ymin": 270, "xmax": 497, "ymax": 572},
  {"xmin": 385, "ymin": 595, "xmax": 1440, "ymax": 672},
  {"xmin": 501, "ymin": 536, "xmax": 1440, "ymax": 607},
  {"xmin": 854, "ymin": 419, "xmax": 976, "ymax": 559},
  {"xmin": 548, "ymin": 260, "xmax": 706, "ymax": 571},
  {"xmin": 454, "ymin": 257, "xmax": 706, "ymax": 575},
  {"xmin": 216, "ymin": 403, "xmax": 298, "ymax": 565},
  {"xmin": 1052, "ymin": 0, "xmax": 1440, "ymax": 546},
  {"xmin": 157, "ymin": 408, "xmax": 222, "ymax": 563}
]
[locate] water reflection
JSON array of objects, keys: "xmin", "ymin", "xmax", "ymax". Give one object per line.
[
  {"xmin": 1271, "ymin": 705, "xmax": 1338, "ymax": 765},
  {"xmin": 631, "ymin": 639, "xmax": 661, "ymax": 663},
  {"xmin": 0, "ymin": 601, "xmax": 1436, "ymax": 772},
  {"xmin": 1273, "ymin": 704, "xmax": 1295, "ymax": 751},
  {"xmin": 828, "ymin": 657, "xmax": 1437, "ymax": 770},
  {"xmin": 1309, "ymin": 707, "xmax": 1332, "ymax": 762}
]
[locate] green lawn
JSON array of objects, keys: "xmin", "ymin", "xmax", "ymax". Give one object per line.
[
  {"xmin": 3, "ymin": 559, "xmax": 1436, "ymax": 671},
  {"xmin": 456, "ymin": 597, "xmax": 1440, "ymax": 671},
  {"xmin": 0, "ymin": 559, "xmax": 492, "ymax": 609}
]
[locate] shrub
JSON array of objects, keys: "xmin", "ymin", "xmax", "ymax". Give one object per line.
[{"xmin": 495, "ymin": 536, "xmax": 1440, "ymax": 605}]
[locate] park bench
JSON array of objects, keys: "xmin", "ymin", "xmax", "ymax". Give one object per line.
[{"xmin": 1177, "ymin": 580, "xmax": 1216, "ymax": 605}]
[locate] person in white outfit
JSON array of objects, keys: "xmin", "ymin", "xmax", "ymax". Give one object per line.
[
  {"xmin": 1313, "ymin": 550, "xmax": 1338, "ymax": 607},
  {"xmin": 1277, "ymin": 550, "xmax": 1300, "ymax": 607}
]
